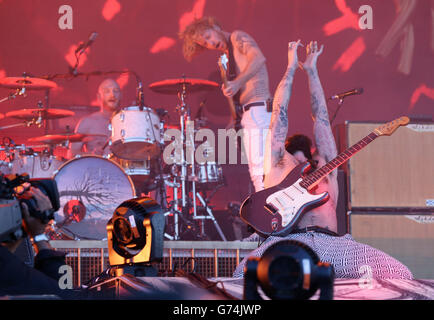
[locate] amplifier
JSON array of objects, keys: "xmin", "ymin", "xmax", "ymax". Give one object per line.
[
  {"xmin": 337, "ymin": 122, "xmax": 434, "ymax": 210},
  {"xmin": 350, "ymin": 212, "xmax": 434, "ymax": 279}
]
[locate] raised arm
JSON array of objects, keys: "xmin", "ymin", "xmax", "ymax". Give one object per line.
[
  {"xmin": 222, "ymin": 31, "xmax": 266, "ymax": 97},
  {"xmin": 264, "ymin": 41, "xmax": 301, "ymax": 172},
  {"xmin": 302, "ymin": 42, "xmax": 338, "ymax": 172}
]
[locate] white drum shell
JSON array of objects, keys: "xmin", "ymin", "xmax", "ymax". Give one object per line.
[{"xmin": 111, "ymin": 106, "xmax": 161, "ymax": 160}]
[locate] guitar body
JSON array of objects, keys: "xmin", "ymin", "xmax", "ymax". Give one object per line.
[
  {"xmin": 240, "ymin": 162, "xmax": 329, "ymax": 238},
  {"xmin": 239, "ymin": 116, "xmax": 410, "ymax": 238}
]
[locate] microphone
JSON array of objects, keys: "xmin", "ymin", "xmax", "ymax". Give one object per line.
[
  {"xmin": 330, "ymin": 88, "xmax": 364, "ymax": 100},
  {"xmin": 75, "ymin": 32, "xmax": 98, "ymax": 55}
]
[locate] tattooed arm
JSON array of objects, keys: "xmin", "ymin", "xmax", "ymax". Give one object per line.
[
  {"xmin": 303, "ymin": 42, "xmax": 338, "ymax": 173},
  {"xmin": 222, "ymin": 31, "xmax": 266, "ymax": 98},
  {"xmin": 264, "ymin": 41, "xmax": 301, "ymax": 177}
]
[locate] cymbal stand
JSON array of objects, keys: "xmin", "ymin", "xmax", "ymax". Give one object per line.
[
  {"xmin": 170, "ymin": 81, "xmax": 226, "ymax": 241},
  {"xmin": 175, "ymin": 81, "xmax": 198, "ymax": 218},
  {"xmin": 163, "ymin": 178, "xmax": 181, "ymax": 240},
  {"xmin": 0, "ymin": 87, "xmax": 27, "ymax": 104}
]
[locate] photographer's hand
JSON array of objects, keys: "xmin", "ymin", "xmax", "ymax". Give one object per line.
[{"xmin": 21, "ymin": 187, "xmax": 53, "ymax": 252}]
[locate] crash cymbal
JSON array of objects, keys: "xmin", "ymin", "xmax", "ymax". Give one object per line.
[
  {"xmin": 149, "ymin": 78, "xmax": 218, "ymax": 94},
  {"xmin": 28, "ymin": 134, "xmax": 87, "ymax": 144},
  {"xmin": 28, "ymin": 133, "xmax": 107, "ymax": 145},
  {"xmin": 6, "ymin": 108, "xmax": 75, "ymax": 120},
  {"xmin": 52, "ymin": 105, "xmax": 100, "ymax": 114},
  {"xmin": 0, "ymin": 76, "xmax": 58, "ymax": 90}
]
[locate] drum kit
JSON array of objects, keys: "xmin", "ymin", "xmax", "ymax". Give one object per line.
[{"xmin": 0, "ymin": 73, "xmax": 227, "ymax": 241}]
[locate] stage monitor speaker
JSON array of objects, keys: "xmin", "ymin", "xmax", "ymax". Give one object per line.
[
  {"xmin": 350, "ymin": 212, "xmax": 434, "ymax": 279},
  {"xmin": 338, "ymin": 121, "xmax": 434, "ymax": 210}
]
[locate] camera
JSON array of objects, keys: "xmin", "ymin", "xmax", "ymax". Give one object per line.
[
  {"xmin": 0, "ymin": 173, "xmax": 60, "ymax": 243},
  {"xmin": 244, "ymin": 240, "xmax": 335, "ymax": 300}
]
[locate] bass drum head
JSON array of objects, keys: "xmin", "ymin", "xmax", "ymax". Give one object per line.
[{"xmin": 53, "ymin": 155, "xmax": 136, "ymax": 240}]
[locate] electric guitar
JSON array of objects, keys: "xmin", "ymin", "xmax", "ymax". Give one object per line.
[
  {"xmin": 218, "ymin": 53, "xmax": 241, "ymax": 130},
  {"xmin": 240, "ymin": 116, "xmax": 410, "ymax": 238}
]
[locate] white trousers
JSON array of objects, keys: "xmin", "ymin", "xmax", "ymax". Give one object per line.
[{"xmin": 240, "ymin": 104, "xmax": 272, "ymax": 192}]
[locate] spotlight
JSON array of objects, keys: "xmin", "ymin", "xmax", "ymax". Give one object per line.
[
  {"xmin": 106, "ymin": 196, "xmax": 165, "ymax": 277},
  {"xmin": 244, "ymin": 240, "xmax": 334, "ymax": 300}
]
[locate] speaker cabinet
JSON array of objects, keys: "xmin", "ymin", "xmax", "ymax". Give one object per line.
[
  {"xmin": 350, "ymin": 212, "xmax": 434, "ymax": 279},
  {"xmin": 339, "ymin": 122, "xmax": 434, "ymax": 210}
]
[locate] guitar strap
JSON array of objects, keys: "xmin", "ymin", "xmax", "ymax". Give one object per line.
[{"xmin": 227, "ymin": 34, "xmax": 241, "ymax": 110}]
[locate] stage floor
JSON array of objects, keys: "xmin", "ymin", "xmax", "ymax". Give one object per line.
[{"xmin": 87, "ymin": 275, "xmax": 434, "ymax": 300}]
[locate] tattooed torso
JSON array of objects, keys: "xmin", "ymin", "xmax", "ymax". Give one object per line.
[{"xmin": 231, "ymin": 31, "xmax": 271, "ymax": 105}]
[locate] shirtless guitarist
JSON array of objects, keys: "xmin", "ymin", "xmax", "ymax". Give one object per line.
[{"xmin": 180, "ymin": 16, "xmax": 272, "ymax": 192}]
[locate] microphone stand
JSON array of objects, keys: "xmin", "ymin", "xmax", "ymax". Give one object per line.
[{"xmin": 329, "ymin": 97, "xmax": 344, "ymax": 126}]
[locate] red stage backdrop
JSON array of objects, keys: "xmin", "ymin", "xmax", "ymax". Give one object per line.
[{"xmin": 0, "ymin": 0, "xmax": 433, "ymax": 208}]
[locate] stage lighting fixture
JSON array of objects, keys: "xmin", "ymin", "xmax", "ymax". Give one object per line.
[
  {"xmin": 106, "ymin": 196, "xmax": 165, "ymax": 277},
  {"xmin": 244, "ymin": 240, "xmax": 334, "ymax": 300}
]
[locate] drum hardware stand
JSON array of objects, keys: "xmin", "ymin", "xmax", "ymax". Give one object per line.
[
  {"xmin": 162, "ymin": 77, "xmax": 226, "ymax": 241},
  {"xmin": 0, "ymin": 86, "xmax": 27, "ymax": 104},
  {"xmin": 195, "ymin": 192, "xmax": 227, "ymax": 241},
  {"xmin": 162, "ymin": 178, "xmax": 181, "ymax": 240}
]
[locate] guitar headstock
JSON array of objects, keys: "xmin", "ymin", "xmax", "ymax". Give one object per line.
[
  {"xmin": 218, "ymin": 53, "xmax": 229, "ymax": 72},
  {"xmin": 374, "ymin": 116, "xmax": 410, "ymax": 136}
]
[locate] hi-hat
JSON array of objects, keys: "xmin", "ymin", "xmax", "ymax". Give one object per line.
[
  {"xmin": 6, "ymin": 108, "xmax": 75, "ymax": 120},
  {"xmin": 149, "ymin": 78, "xmax": 219, "ymax": 94},
  {"xmin": 0, "ymin": 76, "xmax": 58, "ymax": 90}
]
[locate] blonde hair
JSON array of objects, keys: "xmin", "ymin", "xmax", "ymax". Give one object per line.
[{"xmin": 179, "ymin": 16, "xmax": 222, "ymax": 61}]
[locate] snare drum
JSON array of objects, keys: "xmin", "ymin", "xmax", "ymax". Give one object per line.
[
  {"xmin": 116, "ymin": 157, "xmax": 153, "ymax": 187},
  {"xmin": 53, "ymin": 155, "xmax": 136, "ymax": 240},
  {"xmin": 110, "ymin": 106, "xmax": 161, "ymax": 160},
  {"xmin": 195, "ymin": 162, "xmax": 224, "ymax": 185}
]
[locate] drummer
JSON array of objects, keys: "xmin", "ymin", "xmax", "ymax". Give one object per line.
[{"xmin": 67, "ymin": 78, "xmax": 121, "ymax": 159}]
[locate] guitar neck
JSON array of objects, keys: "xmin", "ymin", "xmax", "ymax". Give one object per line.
[
  {"xmin": 300, "ymin": 131, "xmax": 379, "ymax": 189},
  {"xmin": 219, "ymin": 67, "xmax": 238, "ymax": 120}
]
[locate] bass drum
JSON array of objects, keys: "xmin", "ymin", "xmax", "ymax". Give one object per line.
[{"xmin": 53, "ymin": 155, "xmax": 136, "ymax": 240}]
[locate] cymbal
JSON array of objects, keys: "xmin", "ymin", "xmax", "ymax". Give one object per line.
[
  {"xmin": 6, "ymin": 108, "xmax": 75, "ymax": 120},
  {"xmin": 27, "ymin": 133, "xmax": 107, "ymax": 145},
  {"xmin": 149, "ymin": 78, "xmax": 219, "ymax": 94},
  {"xmin": 52, "ymin": 105, "xmax": 100, "ymax": 114},
  {"xmin": 0, "ymin": 76, "xmax": 58, "ymax": 90}
]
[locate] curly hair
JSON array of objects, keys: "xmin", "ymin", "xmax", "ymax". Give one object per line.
[
  {"xmin": 179, "ymin": 16, "xmax": 222, "ymax": 61},
  {"xmin": 285, "ymin": 134, "xmax": 313, "ymax": 160}
]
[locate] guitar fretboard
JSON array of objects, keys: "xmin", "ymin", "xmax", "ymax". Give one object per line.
[{"xmin": 300, "ymin": 132, "xmax": 379, "ymax": 189}]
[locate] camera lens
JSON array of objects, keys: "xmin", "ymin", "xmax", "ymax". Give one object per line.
[{"xmin": 268, "ymin": 256, "xmax": 301, "ymax": 290}]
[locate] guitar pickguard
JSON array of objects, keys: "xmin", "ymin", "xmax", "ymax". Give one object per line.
[{"xmin": 266, "ymin": 178, "xmax": 328, "ymax": 228}]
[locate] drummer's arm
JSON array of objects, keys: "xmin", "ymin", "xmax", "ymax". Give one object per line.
[{"xmin": 67, "ymin": 118, "xmax": 86, "ymax": 159}]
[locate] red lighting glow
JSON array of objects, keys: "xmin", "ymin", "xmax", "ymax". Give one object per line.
[
  {"xmin": 150, "ymin": 37, "xmax": 176, "ymax": 54},
  {"xmin": 323, "ymin": 0, "xmax": 360, "ymax": 36},
  {"xmin": 410, "ymin": 84, "xmax": 434, "ymax": 110},
  {"xmin": 149, "ymin": 0, "xmax": 206, "ymax": 54},
  {"xmin": 179, "ymin": 0, "xmax": 206, "ymax": 33},
  {"xmin": 333, "ymin": 36, "xmax": 365, "ymax": 72},
  {"xmin": 102, "ymin": 0, "xmax": 121, "ymax": 21},
  {"xmin": 65, "ymin": 45, "xmax": 90, "ymax": 68},
  {"xmin": 116, "ymin": 73, "xmax": 129, "ymax": 89}
]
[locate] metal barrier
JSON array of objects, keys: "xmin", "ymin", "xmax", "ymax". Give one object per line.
[{"xmin": 50, "ymin": 240, "xmax": 259, "ymax": 287}]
